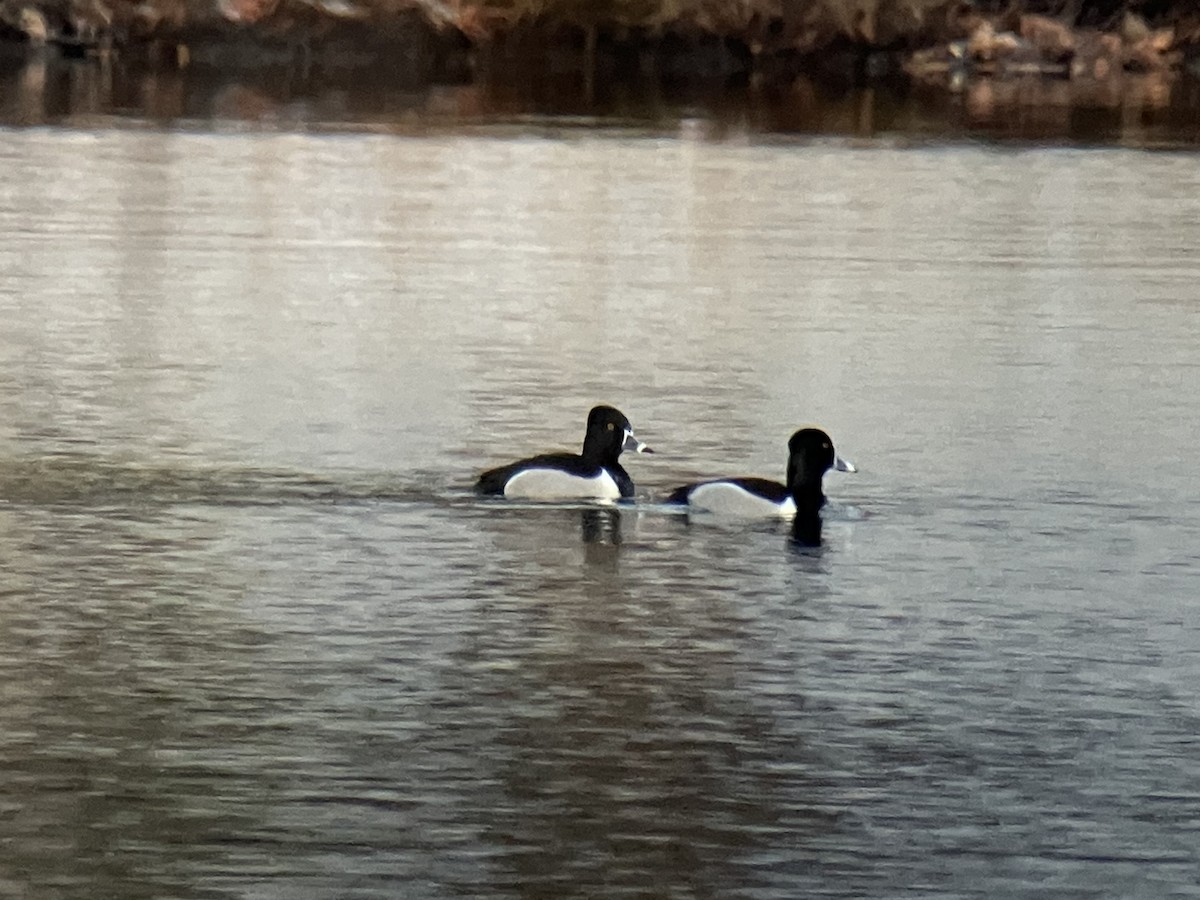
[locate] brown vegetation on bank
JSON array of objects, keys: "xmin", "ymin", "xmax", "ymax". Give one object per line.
[
  {"xmin": 1, "ymin": 0, "xmax": 1197, "ymax": 85},
  {"xmin": 906, "ymin": 8, "xmax": 1188, "ymax": 83}
]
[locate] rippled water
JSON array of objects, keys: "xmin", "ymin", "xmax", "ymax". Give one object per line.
[{"xmin": 2, "ymin": 126, "xmax": 1199, "ymax": 899}]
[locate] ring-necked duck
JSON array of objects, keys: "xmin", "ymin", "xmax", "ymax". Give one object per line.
[
  {"xmin": 666, "ymin": 427, "xmax": 854, "ymax": 517},
  {"xmin": 476, "ymin": 405, "xmax": 653, "ymax": 500}
]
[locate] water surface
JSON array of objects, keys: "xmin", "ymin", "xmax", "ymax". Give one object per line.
[{"xmin": 2, "ymin": 126, "xmax": 1199, "ymax": 898}]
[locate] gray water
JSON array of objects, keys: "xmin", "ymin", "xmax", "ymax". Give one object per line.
[{"xmin": 2, "ymin": 125, "xmax": 1199, "ymax": 899}]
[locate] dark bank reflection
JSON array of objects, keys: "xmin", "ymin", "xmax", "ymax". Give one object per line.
[{"xmin": 2, "ymin": 51, "xmax": 1200, "ymax": 145}]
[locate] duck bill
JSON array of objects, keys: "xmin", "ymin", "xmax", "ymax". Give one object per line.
[
  {"xmin": 622, "ymin": 430, "xmax": 653, "ymax": 454},
  {"xmin": 833, "ymin": 455, "xmax": 856, "ymax": 473}
]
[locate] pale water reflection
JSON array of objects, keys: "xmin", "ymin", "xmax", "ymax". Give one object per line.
[{"xmin": 2, "ymin": 126, "xmax": 1199, "ymax": 899}]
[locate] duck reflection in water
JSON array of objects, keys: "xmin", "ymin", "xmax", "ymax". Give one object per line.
[
  {"xmin": 579, "ymin": 507, "xmax": 623, "ymax": 569},
  {"xmin": 789, "ymin": 510, "xmax": 824, "ymax": 548}
]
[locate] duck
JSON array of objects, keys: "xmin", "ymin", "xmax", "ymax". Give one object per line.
[
  {"xmin": 666, "ymin": 427, "xmax": 854, "ymax": 517},
  {"xmin": 476, "ymin": 405, "xmax": 653, "ymax": 500}
]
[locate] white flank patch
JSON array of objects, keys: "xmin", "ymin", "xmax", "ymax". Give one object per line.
[
  {"xmin": 687, "ymin": 483, "xmax": 795, "ymax": 518},
  {"xmin": 503, "ymin": 467, "xmax": 621, "ymax": 501}
]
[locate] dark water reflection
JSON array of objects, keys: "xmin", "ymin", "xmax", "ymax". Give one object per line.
[
  {"xmin": 1, "ymin": 492, "xmax": 841, "ymax": 898},
  {"xmin": 3, "ymin": 118, "xmax": 1200, "ymax": 898},
  {"xmin": 5, "ymin": 474, "xmax": 1200, "ymax": 898},
  {"xmin": 3, "ymin": 50, "xmax": 1200, "ymax": 145}
]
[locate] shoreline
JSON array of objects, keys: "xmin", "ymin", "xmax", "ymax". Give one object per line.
[{"xmin": 2, "ymin": 2, "xmax": 1197, "ymax": 91}]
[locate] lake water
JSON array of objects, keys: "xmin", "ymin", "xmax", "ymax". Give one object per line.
[{"xmin": 2, "ymin": 89, "xmax": 1200, "ymax": 898}]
